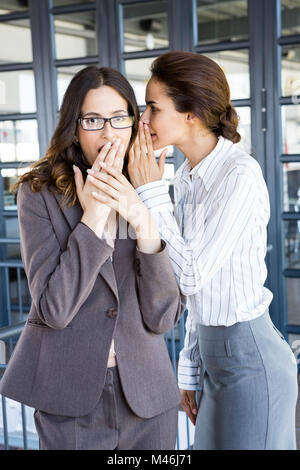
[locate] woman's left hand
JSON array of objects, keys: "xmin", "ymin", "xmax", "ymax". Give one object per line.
[
  {"xmin": 87, "ymin": 162, "xmax": 148, "ymax": 232},
  {"xmin": 128, "ymin": 121, "xmax": 168, "ymax": 189}
]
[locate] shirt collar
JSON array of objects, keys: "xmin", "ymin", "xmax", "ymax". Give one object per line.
[{"xmin": 181, "ymin": 137, "xmax": 233, "ymax": 191}]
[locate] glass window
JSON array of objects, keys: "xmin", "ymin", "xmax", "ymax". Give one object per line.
[
  {"xmin": 288, "ymin": 333, "xmax": 300, "ymax": 364},
  {"xmin": 7, "ymin": 267, "xmax": 31, "ymax": 318},
  {"xmin": 57, "ymin": 64, "xmax": 93, "ymax": 109},
  {"xmin": 203, "ymin": 50, "xmax": 250, "ymax": 100},
  {"xmin": 282, "ymin": 162, "xmax": 300, "ymax": 211},
  {"xmin": 124, "ymin": 57, "xmax": 156, "ymax": 106},
  {"xmin": 281, "ymin": 45, "xmax": 300, "ymax": 97},
  {"xmin": 0, "ymin": 0, "xmax": 28, "ymax": 15},
  {"xmin": 282, "ymin": 105, "xmax": 300, "ymax": 154},
  {"xmin": 236, "ymin": 106, "xmax": 251, "ymax": 154},
  {"xmin": 53, "ymin": 10, "xmax": 97, "ymax": 60},
  {"xmin": 1, "ymin": 167, "xmax": 30, "ymax": 210},
  {"xmin": 0, "ymin": 19, "xmax": 32, "ymax": 63},
  {"xmin": 197, "ymin": 0, "xmax": 248, "ymax": 45},
  {"xmin": 284, "ymin": 220, "xmax": 300, "ymax": 269},
  {"xmin": 0, "ymin": 120, "xmax": 39, "ymax": 162},
  {"xmin": 122, "ymin": 0, "xmax": 169, "ymax": 52},
  {"xmin": 52, "ymin": 0, "xmax": 94, "ymax": 5},
  {"xmin": 281, "ymin": 0, "xmax": 300, "ymax": 36},
  {"xmin": 0, "ymin": 70, "xmax": 36, "ymax": 114},
  {"xmin": 4, "ymin": 244, "xmax": 21, "ymax": 261},
  {"xmin": 286, "ymin": 278, "xmax": 300, "ymax": 325},
  {"xmin": 4, "ymin": 216, "xmax": 20, "ymax": 258}
]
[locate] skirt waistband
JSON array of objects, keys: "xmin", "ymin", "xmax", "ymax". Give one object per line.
[{"xmin": 197, "ymin": 310, "xmax": 271, "ymax": 341}]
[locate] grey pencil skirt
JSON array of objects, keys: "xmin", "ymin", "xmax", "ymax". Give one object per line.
[{"xmin": 194, "ymin": 311, "xmax": 298, "ymax": 450}]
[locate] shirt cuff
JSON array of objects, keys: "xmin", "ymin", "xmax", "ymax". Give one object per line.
[
  {"xmin": 177, "ymin": 362, "xmax": 202, "ymax": 391},
  {"xmin": 136, "ymin": 180, "xmax": 173, "ymax": 213}
]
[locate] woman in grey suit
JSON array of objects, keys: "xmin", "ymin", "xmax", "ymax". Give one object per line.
[{"xmin": 0, "ymin": 66, "xmax": 186, "ymax": 450}]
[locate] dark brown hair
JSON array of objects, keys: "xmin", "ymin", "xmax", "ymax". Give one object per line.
[
  {"xmin": 14, "ymin": 66, "xmax": 139, "ymax": 206},
  {"xmin": 150, "ymin": 52, "xmax": 241, "ymax": 143}
]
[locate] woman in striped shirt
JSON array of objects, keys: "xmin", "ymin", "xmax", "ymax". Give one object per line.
[{"xmin": 98, "ymin": 52, "xmax": 298, "ymax": 450}]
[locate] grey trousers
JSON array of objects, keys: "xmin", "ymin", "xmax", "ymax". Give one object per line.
[
  {"xmin": 34, "ymin": 366, "xmax": 178, "ymax": 450},
  {"xmin": 194, "ymin": 311, "xmax": 298, "ymax": 450}
]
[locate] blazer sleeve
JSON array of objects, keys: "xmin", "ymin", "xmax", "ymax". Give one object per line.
[
  {"xmin": 135, "ymin": 240, "xmax": 187, "ymax": 335},
  {"xmin": 18, "ymin": 182, "xmax": 113, "ymax": 330}
]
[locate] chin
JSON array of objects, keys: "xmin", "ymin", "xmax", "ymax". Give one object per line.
[{"xmin": 152, "ymin": 139, "xmax": 162, "ymax": 150}]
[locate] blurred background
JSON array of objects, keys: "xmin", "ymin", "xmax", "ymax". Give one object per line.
[{"xmin": 0, "ymin": 0, "xmax": 299, "ymax": 449}]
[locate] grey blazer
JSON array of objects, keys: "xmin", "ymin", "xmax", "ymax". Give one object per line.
[{"xmin": 0, "ymin": 181, "xmax": 186, "ymax": 418}]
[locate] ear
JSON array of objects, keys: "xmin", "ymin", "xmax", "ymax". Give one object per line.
[{"xmin": 185, "ymin": 113, "xmax": 197, "ymax": 123}]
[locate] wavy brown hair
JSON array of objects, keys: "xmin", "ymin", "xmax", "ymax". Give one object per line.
[
  {"xmin": 150, "ymin": 52, "xmax": 241, "ymax": 143},
  {"xmin": 14, "ymin": 66, "xmax": 139, "ymax": 207}
]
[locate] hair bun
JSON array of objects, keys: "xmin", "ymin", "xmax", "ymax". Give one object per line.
[{"xmin": 219, "ymin": 104, "xmax": 241, "ymax": 144}]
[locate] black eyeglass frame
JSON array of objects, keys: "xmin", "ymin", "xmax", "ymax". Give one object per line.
[{"xmin": 78, "ymin": 115, "xmax": 135, "ymax": 130}]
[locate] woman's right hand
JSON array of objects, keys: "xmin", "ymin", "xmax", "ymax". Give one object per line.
[
  {"xmin": 180, "ymin": 389, "xmax": 199, "ymax": 426},
  {"xmin": 73, "ymin": 139, "xmax": 123, "ymax": 237}
]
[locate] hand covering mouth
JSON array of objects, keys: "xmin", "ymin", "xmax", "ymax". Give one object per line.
[{"xmin": 97, "ymin": 144, "xmax": 106, "ymax": 153}]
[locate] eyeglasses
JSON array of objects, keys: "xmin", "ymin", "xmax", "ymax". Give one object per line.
[{"xmin": 78, "ymin": 115, "xmax": 134, "ymax": 131}]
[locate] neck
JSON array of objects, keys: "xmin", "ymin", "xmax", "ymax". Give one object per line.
[{"xmin": 177, "ymin": 130, "xmax": 219, "ymax": 169}]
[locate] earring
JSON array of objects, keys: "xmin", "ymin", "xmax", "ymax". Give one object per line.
[{"xmin": 74, "ymin": 137, "xmax": 79, "ymax": 145}]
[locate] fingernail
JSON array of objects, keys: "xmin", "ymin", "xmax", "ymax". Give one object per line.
[
  {"xmin": 87, "ymin": 169, "xmax": 94, "ymax": 174},
  {"xmin": 192, "ymin": 409, "xmax": 197, "ymax": 414},
  {"xmin": 144, "ymin": 123, "xmax": 149, "ymax": 129},
  {"xmin": 100, "ymin": 161, "xmax": 106, "ymax": 167},
  {"xmin": 87, "ymin": 175, "xmax": 95, "ymax": 182},
  {"xmin": 105, "ymin": 142, "xmax": 112, "ymax": 148},
  {"xmin": 73, "ymin": 165, "xmax": 79, "ymax": 173}
]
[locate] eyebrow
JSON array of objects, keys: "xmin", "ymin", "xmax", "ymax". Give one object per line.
[
  {"xmin": 146, "ymin": 100, "xmax": 158, "ymax": 105},
  {"xmin": 82, "ymin": 109, "xmax": 128, "ymax": 117}
]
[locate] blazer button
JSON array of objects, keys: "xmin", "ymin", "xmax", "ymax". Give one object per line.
[{"xmin": 106, "ymin": 308, "xmax": 118, "ymax": 318}]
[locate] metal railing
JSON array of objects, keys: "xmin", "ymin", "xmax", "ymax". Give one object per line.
[{"xmin": 0, "ymin": 314, "xmax": 193, "ymax": 450}]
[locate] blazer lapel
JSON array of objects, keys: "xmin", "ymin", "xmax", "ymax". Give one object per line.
[{"xmin": 53, "ymin": 190, "xmax": 119, "ymax": 302}]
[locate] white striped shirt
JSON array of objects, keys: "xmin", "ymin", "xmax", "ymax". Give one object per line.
[{"xmin": 136, "ymin": 137, "xmax": 273, "ymax": 391}]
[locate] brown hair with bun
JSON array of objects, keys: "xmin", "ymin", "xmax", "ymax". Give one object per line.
[{"xmin": 150, "ymin": 52, "xmax": 241, "ymax": 144}]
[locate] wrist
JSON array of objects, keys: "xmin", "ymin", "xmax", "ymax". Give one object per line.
[
  {"xmin": 81, "ymin": 208, "xmax": 110, "ymax": 238},
  {"xmin": 136, "ymin": 237, "xmax": 161, "ymax": 254},
  {"xmin": 134, "ymin": 208, "xmax": 161, "ymax": 253},
  {"xmin": 130, "ymin": 204, "xmax": 149, "ymax": 232}
]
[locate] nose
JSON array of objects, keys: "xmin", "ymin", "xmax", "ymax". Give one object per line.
[
  {"xmin": 101, "ymin": 121, "xmax": 116, "ymax": 140},
  {"xmin": 140, "ymin": 108, "xmax": 150, "ymax": 124}
]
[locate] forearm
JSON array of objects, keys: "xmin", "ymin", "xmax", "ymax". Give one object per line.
[
  {"xmin": 177, "ymin": 312, "xmax": 202, "ymax": 391},
  {"xmin": 36, "ymin": 223, "xmax": 113, "ymax": 329},
  {"xmin": 81, "ymin": 206, "xmax": 111, "ymax": 239},
  {"xmin": 135, "ymin": 240, "xmax": 186, "ymax": 334},
  {"xmin": 134, "ymin": 206, "xmax": 162, "ymax": 254}
]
